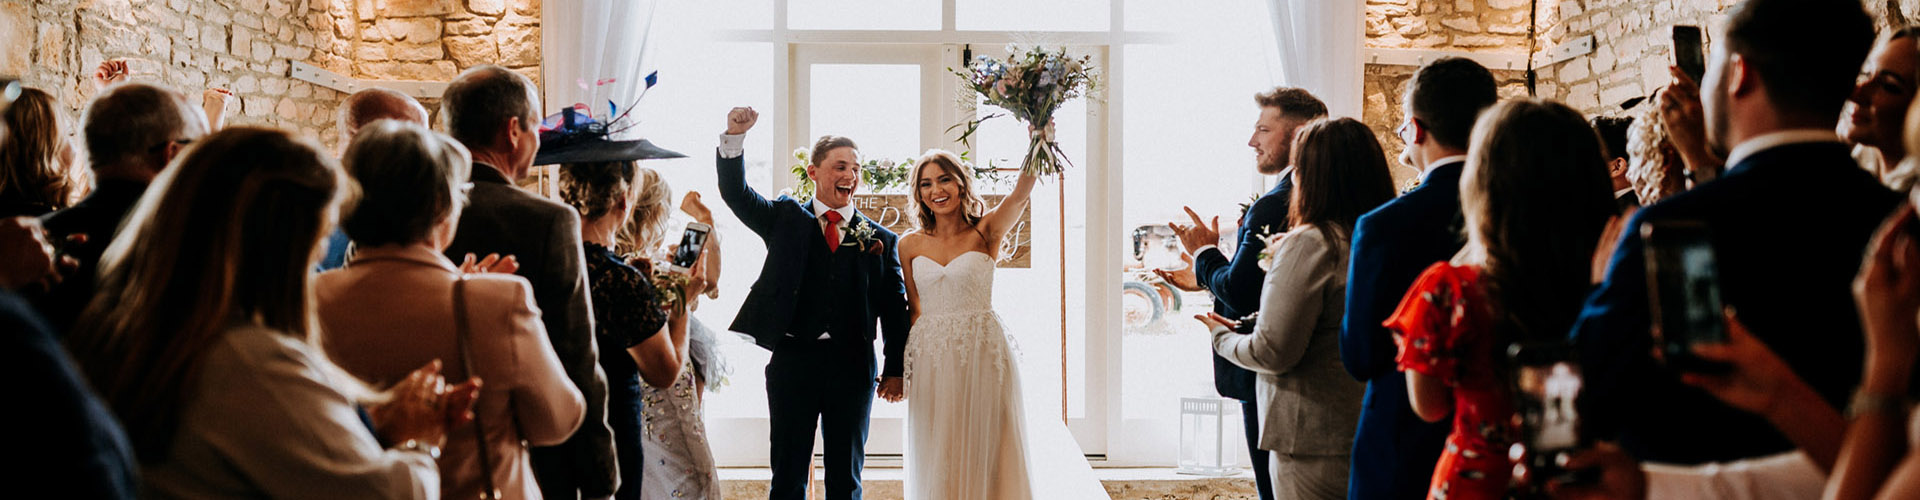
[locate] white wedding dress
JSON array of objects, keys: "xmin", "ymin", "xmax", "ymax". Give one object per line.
[{"xmin": 903, "ymin": 251, "xmax": 1104, "ymax": 500}]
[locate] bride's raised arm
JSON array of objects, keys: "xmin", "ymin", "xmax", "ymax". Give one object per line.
[{"xmin": 979, "ymin": 169, "xmax": 1038, "ymax": 246}]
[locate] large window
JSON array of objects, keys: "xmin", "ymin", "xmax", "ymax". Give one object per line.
[{"xmin": 625, "ymin": 0, "xmax": 1286, "ymax": 467}]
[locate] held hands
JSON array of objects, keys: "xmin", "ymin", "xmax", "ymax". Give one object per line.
[
  {"xmin": 877, "ymin": 377, "xmax": 905, "ymax": 403},
  {"xmin": 369, "ymin": 360, "xmax": 483, "ymax": 449},
  {"xmin": 459, "ymin": 253, "xmax": 520, "ymax": 275},
  {"xmin": 725, "ymin": 107, "xmax": 759, "ymax": 135}
]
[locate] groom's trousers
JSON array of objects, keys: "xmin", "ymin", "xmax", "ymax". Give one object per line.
[{"xmin": 766, "ymin": 336, "xmax": 878, "ymax": 500}]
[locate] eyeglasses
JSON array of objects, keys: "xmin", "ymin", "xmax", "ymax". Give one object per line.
[
  {"xmin": 148, "ymin": 138, "xmax": 194, "ymax": 153},
  {"xmin": 1396, "ymin": 119, "xmax": 1417, "ymax": 145}
]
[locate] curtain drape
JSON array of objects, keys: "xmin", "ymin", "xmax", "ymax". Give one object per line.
[
  {"xmin": 540, "ymin": 0, "xmax": 661, "ymax": 136},
  {"xmin": 1266, "ymin": 0, "xmax": 1363, "ymax": 118}
]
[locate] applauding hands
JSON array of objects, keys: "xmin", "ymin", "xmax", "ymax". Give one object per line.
[{"xmin": 367, "ymin": 359, "xmax": 482, "ymax": 452}]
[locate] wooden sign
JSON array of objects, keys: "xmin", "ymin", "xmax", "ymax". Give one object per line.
[{"xmin": 851, "ymin": 194, "xmax": 1032, "ymax": 268}]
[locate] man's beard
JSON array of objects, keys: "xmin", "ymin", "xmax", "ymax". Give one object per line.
[{"xmin": 1256, "ymin": 151, "xmax": 1287, "ymax": 175}]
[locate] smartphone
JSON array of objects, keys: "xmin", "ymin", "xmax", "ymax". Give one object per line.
[
  {"xmin": 1672, "ymin": 25, "xmax": 1706, "ymax": 84},
  {"xmin": 1642, "ymin": 220, "xmax": 1731, "ymax": 373},
  {"xmin": 668, "ymin": 222, "xmax": 711, "ymax": 274},
  {"xmin": 1508, "ymin": 342, "xmax": 1593, "ymax": 491}
]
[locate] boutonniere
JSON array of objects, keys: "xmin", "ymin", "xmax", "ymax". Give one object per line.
[
  {"xmin": 1237, "ymin": 193, "xmax": 1259, "ymax": 221},
  {"xmin": 1255, "ymin": 228, "xmax": 1288, "ymax": 272},
  {"xmin": 842, "ymin": 218, "xmax": 885, "ymax": 255}
]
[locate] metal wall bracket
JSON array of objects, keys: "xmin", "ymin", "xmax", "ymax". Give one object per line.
[{"xmin": 1533, "ymin": 35, "xmax": 1595, "ymax": 67}]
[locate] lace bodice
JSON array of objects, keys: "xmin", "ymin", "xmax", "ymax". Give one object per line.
[{"xmin": 911, "ymin": 251, "xmax": 996, "ymax": 317}]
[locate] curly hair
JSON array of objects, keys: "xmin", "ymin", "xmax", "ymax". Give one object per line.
[
  {"xmin": 618, "ymin": 167, "xmax": 674, "ymax": 254},
  {"xmin": 557, "ymin": 160, "xmax": 637, "ymax": 222},
  {"xmin": 1625, "ymin": 104, "xmax": 1687, "ymax": 204}
]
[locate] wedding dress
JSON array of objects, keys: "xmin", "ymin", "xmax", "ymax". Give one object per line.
[{"xmin": 904, "ymin": 251, "xmax": 1104, "ymax": 499}]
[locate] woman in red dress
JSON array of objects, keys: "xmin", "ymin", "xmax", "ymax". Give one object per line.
[{"xmin": 1386, "ymin": 99, "xmax": 1620, "ymax": 500}]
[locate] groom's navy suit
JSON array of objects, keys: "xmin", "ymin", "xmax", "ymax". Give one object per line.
[
  {"xmin": 1192, "ymin": 174, "xmax": 1291, "ymax": 500},
  {"xmin": 717, "ymin": 150, "xmax": 911, "ymax": 500}
]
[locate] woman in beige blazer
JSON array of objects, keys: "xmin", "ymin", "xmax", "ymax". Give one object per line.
[
  {"xmin": 1198, "ymin": 118, "xmax": 1397, "ymax": 500},
  {"xmin": 317, "ymin": 121, "xmax": 586, "ymax": 500}
]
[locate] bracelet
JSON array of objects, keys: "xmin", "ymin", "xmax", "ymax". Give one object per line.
[
  {"xmin": 395, "ymin": 439, "xmax": 441, "ymax": 459},
  {"xmin": 1847, "ymin": 390, "xmax": 1912, "ymax": 419}
]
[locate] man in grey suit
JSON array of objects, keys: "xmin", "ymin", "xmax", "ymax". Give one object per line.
[{"xmin": 441, "ymin": 65, "xmax": 615, "ymax": 499}]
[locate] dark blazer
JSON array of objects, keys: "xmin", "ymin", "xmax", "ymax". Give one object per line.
[
  {"xmin": 715, "ymin": 153, "xmax": 913, "ymax": 376},
  {"xmin": 1195, "ymin": 176, "xmax": 1293, "ymax": 401},
  {"xmin": 1340, "ymin": 161, "xmax": 1463, "ymax": 500},
  {"xmin": 1571, "ymin": 141, "xmax": 1898, "ymax": 464},
  {"xmin": 3, "ymin": 289, "xmax": 138, "ymax": 499},
  {"xmin": 33, "ymin": 179, "xmax": 150, "ymax": 335},
  {"xmin": 443, "ymin": 164, "xmax": 616, "ymax": 496}
]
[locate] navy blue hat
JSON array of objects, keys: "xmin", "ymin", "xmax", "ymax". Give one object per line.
[{"xmin": 533, "ymin": 106, "xmax": 685, "ymax": 165}]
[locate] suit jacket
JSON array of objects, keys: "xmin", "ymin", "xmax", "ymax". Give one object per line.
[
  {"xmin": 3, "ymin": 289, "xmax": 138, "ymax": 499},
  {"xmin": 1572, "ymin": 141, "xmax": 1898, "ymax": 464},
  {"xmin": 1340, "ymin": 161, "xmax": 1463, "ymax": 500},
  {"xmin": 443, "ymin": 163, "xmax": 616, "ymax": 496},
  {"xmin": 715, "ymin": 152, "xmax": 913, "ymax": 376},
  {"xmin": 33, "ymin": 178, "xmax": 150, "ymax": 335},
  {"xmin": 316, "ymin": 245, "xmax": 587, "ymax": 500},
  {"xmin": 1211, "ymin": 226, "xmax": 1365, "ymax": 456},
  {"xmin": 1196, "ymin": 176, "xmax": 1293, "ymax": 401}
]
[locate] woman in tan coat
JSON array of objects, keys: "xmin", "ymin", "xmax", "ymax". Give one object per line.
[{"xmin": 316, "ymin": 120, "xmax": 586, "ymax": 499}]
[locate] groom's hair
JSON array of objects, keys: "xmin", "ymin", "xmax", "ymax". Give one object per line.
[
  {"xmin": 1255, "ymin": 87, "xmax": 1327, "ymax": 121},
  {"xmin": 810, "ymin": 135, "xmax": 859, "ymax": 165}
]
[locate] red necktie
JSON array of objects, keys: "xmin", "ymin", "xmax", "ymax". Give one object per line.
[{"xmin": 823, "ymin": 210, "xmax": 843, "ymax": 252}]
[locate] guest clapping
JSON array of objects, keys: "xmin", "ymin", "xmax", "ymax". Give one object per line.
[
  {"xmin": 317, "ymin": 120, "xmax": 585, "ymax": 500},
  {"xmin": 69, "ymin": 127, "xmax": 471, "ymax": 498},
  {"xmin": 1196, "ymin": 117, "xmax": 1394, "ymax": 499},
  {"xmin": 0, "ymin": 87, "xmax": 81, "ymax": 217}
]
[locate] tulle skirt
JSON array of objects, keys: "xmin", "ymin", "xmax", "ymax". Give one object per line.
[{"xmin": 904, "ymin": 311, "xmax": 1034, "ymax": 500}]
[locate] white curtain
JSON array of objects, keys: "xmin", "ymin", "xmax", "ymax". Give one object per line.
[
  {"xmin": 1266, "ymin": 0, "xmax": 1363, "ymax": 118},
  {"xmin": 541, "ymin": 0, "xmax": 662, "ymax": 136}
]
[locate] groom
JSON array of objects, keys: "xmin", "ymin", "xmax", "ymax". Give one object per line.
[{"xmin": 714, "ymin": 107, "xmax": 911, "ymax": 500}]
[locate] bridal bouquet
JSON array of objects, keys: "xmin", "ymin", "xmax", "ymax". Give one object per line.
[{"xmin": 953, "ymin": 45, "xmax": 1098, "ymax": 177}]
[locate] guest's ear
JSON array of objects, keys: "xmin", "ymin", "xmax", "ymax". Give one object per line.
[{"xmin": 1726, "ymin": 54, "xmax": 1756, "ymax": 99}]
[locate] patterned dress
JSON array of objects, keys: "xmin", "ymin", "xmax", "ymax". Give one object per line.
[
  {"xmin": 638, "ymin": 319, "xmax": 722, "ymax": 500},
  {"xmin": 1386, "ymin": 263, "xmax": 1516, "ymax": 500},
  {"xmin": 583, "ymin": 243, "xmax": 668, "ymax": 500}
]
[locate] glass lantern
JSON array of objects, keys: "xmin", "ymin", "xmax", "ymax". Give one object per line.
[{"xmin": 1177, "ymin": 396, "xmax": 1241, "ymax": 476}]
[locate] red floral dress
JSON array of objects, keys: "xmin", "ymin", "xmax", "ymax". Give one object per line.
[{"xmin": 1386, "ymin": 263, "xmax": 1517, "ymax": 500}]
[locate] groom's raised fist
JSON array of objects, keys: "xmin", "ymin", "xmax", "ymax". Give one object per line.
[{"xmin": 726, "ymin": 107, "xmax": 759, "ymax": 135}]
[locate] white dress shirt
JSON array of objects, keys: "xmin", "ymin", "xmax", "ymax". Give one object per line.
[
  {"xmin": 1421, "ymin": 154, "xmax": 1468, "ymax": 182},
  {"xmin": 1721, "ymin": 130, "xmax": 1844, "ymax": 170},
  {"xmin": 1643, "ymin": 451, "xmax": 1825, "ymax": 500}
]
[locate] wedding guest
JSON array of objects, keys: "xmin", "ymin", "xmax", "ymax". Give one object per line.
[
  {"xmin": 67, "ymin": 127, "xmax": 475, "ymax": 498},
  {"xmin": 1341, "ymin": 56, "xmax": 1497, "ymax": 500},
  {"xmin": 1841, "ymin": 29, "xmax": 1919, "ymax": 189},
  {"xmin": 35, "ymin": 83, "xmax": 208, "ymax": 335},
  {"xmin": 317, "ymin": 88, "xmax": 433, "ymax": 271},
  {"xmin": 1161, "ymin": 86, "xmax": 1327, "ymax": 500},
  {"xmin": 560, "ymin": 160, "xmax": 718, "ymax": 500},
  {"xmin": 0, "ymin": 86, "xmax": 136, "ymax": 500},
  {"xmin": 1650, "ymin": 65, "xmax": 1727, "ymax": 185},
  {"xmin": 1391, "ymin": 99, "xmax": 1618, "ymax": 500},
  {"xmin": 1197, "ymin": 117, "xmax": 1393, "ymax": 499},
  {"xmin": 625, "ymin": 173, "xmax": 728, "ymax": 500},
  {"xmin": 317, "ymin": 120, "xmax": 586, "ymax": 500},
  {"xmin": 1821, "ymin": 205, "xmax": 1920, "ymax": 500},
  {"xmin": 1593, "ymin": 116, "xmax": 1639, "ymax": 210},
  {"xmin": 441, "ymin": 64, "xmax": 618, "ymax": 499},
  {"xmin": 0, "ymin": 87, "xmax": 80, "ymax": 217},
  {"xmin": 1571, "ymin": 0, "xmax": 1893, "ymax": 465},
  {"xmin": 1624, "ymin": 105, "xmax": 1689, "ymax": 205}
]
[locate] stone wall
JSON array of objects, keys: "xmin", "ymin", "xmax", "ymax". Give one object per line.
[
  {"xmin": 1, "ymin": 0, "xmax": 353, "ymax": 146},
  {"xmin": 0, "ymin": 0, "xmax": 542, "ymax": 152}
]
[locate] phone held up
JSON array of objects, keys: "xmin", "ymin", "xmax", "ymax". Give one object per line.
[
  {"xmin": 1507, "ymin": 341, "xmax": 1594, "ymax": 496},
  {"xmin": 1672, "ymin": 25, "xmax": 1707, "ymax": 84},
  {"xmin": 1643, "ymin": 219, "xmax": 1732, "ymax": 373},
  {"xmin": 664, "ymin": 222, "xmax": 712, "ymax": 275}
]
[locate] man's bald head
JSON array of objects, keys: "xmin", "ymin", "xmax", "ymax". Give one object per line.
[{"xmin": 338, "ymin": 88, "xmax": 429, "ymax": 142}]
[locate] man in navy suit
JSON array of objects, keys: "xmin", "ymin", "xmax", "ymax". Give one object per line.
[
  {"xmin": 1339, "ymin": 57, "xmax": 1496, "ymax": 500},
  {"xmin": 1161, "ymin": 87, "xmax": 1326, "ymax": 500},
  {"xmin": 1571, "ymin": 0, "xmax": 1891, "ymax": 465},
  {"xmin": 714, "ymin": 108, "xmax": 911, "ymax": 500}
]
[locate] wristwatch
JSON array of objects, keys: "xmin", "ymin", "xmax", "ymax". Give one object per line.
[{"xmin": 395, "ymin": 439, "xmax": 441, "ymax": 459}]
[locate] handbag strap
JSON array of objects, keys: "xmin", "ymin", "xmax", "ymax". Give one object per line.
[{"xmin": 452, "ymin": 275, "xmax": 501, "ymax": 500}]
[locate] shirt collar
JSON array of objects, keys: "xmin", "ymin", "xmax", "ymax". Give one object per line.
[
  {"xmin": 1723, "ymin": 130, "xmax": 1844, "ymax": 170},
  {"xmin": 1615, "ymin": 187, "xmax": 1635, "ymax": 199},
  {"xmin": 1422, "ymin": 155, "xmax": 1468, "ymax": 181},
  {"xmin": 811, "ymin": 199, "xmax": 855, "ymax": 222}
]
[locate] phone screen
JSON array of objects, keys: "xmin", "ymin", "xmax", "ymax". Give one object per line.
[
  {"xmin": 1673, "ymin": 26, "xmax": 1706, "ymax": 83},
  {"xmin": 1644, "ymin": 221, "xmax": 1730, "ymax": 371},
  {"xmin": 1517, "ymin": 361, "xmax": 1582, "ymax": 452},
  {"xmin": 672, "ymin": 225, "xmax": 709, "ymax": 270}
]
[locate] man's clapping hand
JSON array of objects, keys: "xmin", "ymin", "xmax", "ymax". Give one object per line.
[
  {"xmin": 1169, "ymin": 206, "xmax": 1222, "ymax": 256},
  {"xmin": 725, "ymin": 107, "xmax": 759, "ymax": 135},
  {"xmin": 459, "ymin": 253, "xmax": 520, "ymax": 275}
]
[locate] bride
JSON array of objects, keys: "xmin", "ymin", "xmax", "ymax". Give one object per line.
[{"xmin": 884, "ymin": 148, "xmax": 1040, "ymax": 499}]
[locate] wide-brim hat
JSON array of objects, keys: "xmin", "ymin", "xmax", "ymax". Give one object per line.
[{"xmin": 534, "ymin": 106, "xmax": 686, "ymax": 165}]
